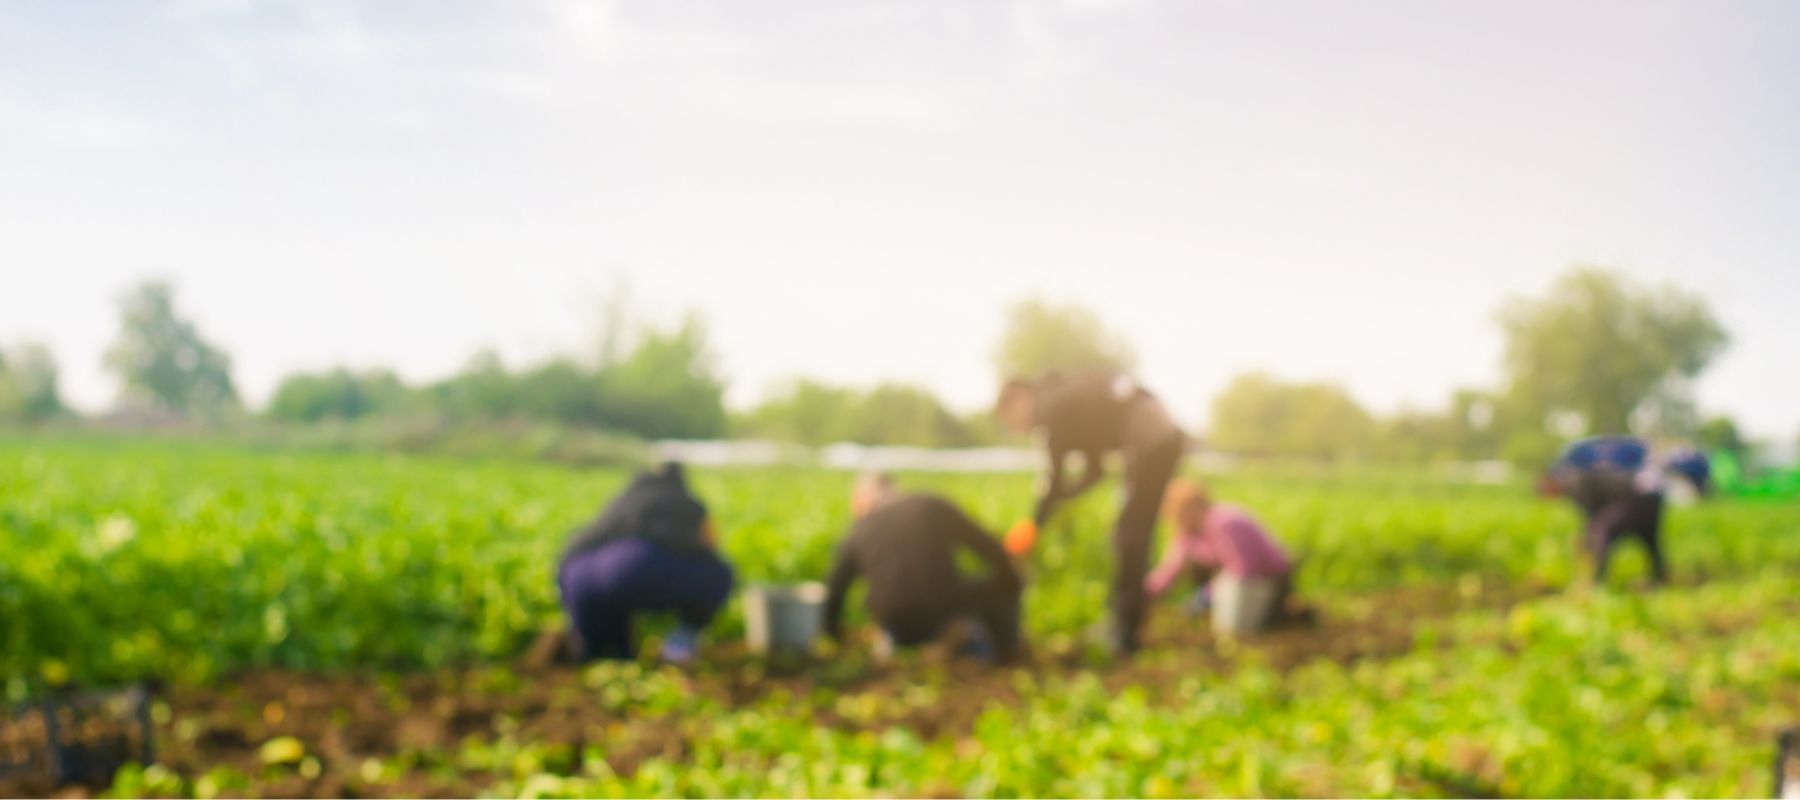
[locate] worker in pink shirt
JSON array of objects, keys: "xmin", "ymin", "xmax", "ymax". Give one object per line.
[{"xmin": 1145, "ymin": 479, "xmax": 1302, "ymax": 635}]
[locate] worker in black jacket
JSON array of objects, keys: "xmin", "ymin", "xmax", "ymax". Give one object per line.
[
  {"xmin": 996, "ymin": 369, "xmax": 1186, "ymax": 656},
  {"xmin": 557, "ymin": 462, "xmax": 733, "ymax": 663},
  {"xmin": 823, "ymin": 473, "xmax": 1024, "ymax": 663}
]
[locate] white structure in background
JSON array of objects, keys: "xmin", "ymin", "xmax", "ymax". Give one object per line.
[
  {"xmin": 652, "ymin": 440, "xmax": 811, "ymax": 468},
  {"xmin": 818, "ymin": 443, "xmax": 1042, "ymax": 473},
  {"xmin": 652, "ymin": 439, "xmax": 1520, "ymax": 483},
  {"xmin": 1435, "ymin": 460, "xmax": 1515, "ymax": 485},
  {"xmin": 652, "ymin": 440, "xmax": 1042, "ymax": 472}
]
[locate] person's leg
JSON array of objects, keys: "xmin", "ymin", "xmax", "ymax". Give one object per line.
[
  {"xmin": 558, "ymin": 545, "xmax": 644, "ymax": 661},
  {"xmin": 616, "ymin": 545, "xmax": 733, "ymax": 620},
  {"xmin": 611, "ymin": 545, "xmax": 737, "ymax": 661},
  {"xmin": 960, "ymin": 576, "xmax": 1023, "ymax": 663},
  {"xmin": 1633, "ymin": 490, "xmax": 1669, "ymax": 585},
  {"xmin": 576, "ymin": 596, "xmax": 634, "ymax": 660},
  {"xmin": 1586, "ymin": 501, "xmax": 1630, "ymax": 584},
  {"xmin": 672, "ymin": 551, "xmax": 735, "ymax": 631},
  {"xmin": 877, "ymin": 604, "xmax": 954, "ymax": 649},
  {"xmin": 1268, "ymin": 571, "xmax": 1295, "ymax": 626},
  {"xmin": 1243, "ymin": 575, "xmax": 1283, "ymax": 633},
  {"xmin": 1109, "ymin": 437, "xmax": 1182, "ymax": 655}
]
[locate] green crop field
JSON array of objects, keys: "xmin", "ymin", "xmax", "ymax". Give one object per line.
[{"xmin": 3, "ymin": 439, "xmax": 1798, "ymax": 797}]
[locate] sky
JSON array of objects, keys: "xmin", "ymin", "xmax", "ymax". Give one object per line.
[{"xmin": 2, "ymin": 0, "xmax": 1797, "ymax": 437}]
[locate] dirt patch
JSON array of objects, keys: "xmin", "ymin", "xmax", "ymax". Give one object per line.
[{"xmin": 2, "ymin": 580, "xmax": 1559, "ymax": 799}]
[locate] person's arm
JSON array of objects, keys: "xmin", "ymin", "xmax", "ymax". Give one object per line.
[
  {"xmin": 1143, "ymin": 530, "xmax": 1187, "ymax": 598},
  {"xmin": 822, "ymin": 538, "xmax": 860, "ymax": 643},
  {"xmin": 1032, "ymin": 448, "xmax": 1105, "ymax": 527},
  {"xmin": 560, "ymin": 500, "xmax": 627, "ymax": 564},
  {"xmin": 1060, "ymin": 450, "xmax": 1106, "ymax": 500},
  {"xmin": 949, "ymin": 507, "xmax": 1022, "ymax": 592},
  {"xmin": 1032, "ymin": 444, "xmax": 1068, "ymax": 527}
]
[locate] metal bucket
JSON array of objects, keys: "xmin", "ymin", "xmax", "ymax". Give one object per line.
[
  {"xmin": 1211, "ymin": 574, "xmax": 1282, "ymax": 638},
  {"xmin": 0, "ymin": 683, "xmax": 155, "ymax": 790},
  {"xmin": 743, "ymin": 583, "xmax": 826, "ymax": 656}
]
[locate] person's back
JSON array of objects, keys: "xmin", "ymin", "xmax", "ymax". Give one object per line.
[
  {"xmin": 1030, "ymin": 370, "xmax": 1182, "ymax": 459},
  {"xmin": 555, "ymin": 462, "xmax": 733, "ymax": 662},
  {"xmin": 1200, "ymin": 503, "xmax": 1291, "ymax": 579},
  {"xmin": 562, "ymin": 463, "xmax": 710, "ymax": 565},
  {"xmin": 825, "ymin": 476, "xmax": 1023, "ymax": 661},
  {"xmin": 840, "ymin": 494, "xmax": 1007, "ymax": 614},
  {"xmin": 1552, "ymin": 436, "xmax": 1649, "ymax": 515}
]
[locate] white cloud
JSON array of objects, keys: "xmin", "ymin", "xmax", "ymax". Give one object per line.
[
  {"xmin": 547, "ymin": 0, "xmax": 621, "ymax": 61},
  {"xmin": 1004, "ymin": 0, "xmax": 1162, "ymax": 80},
  {"xmin": 165, "ymin": 0, "xmax": 262, "ymax": 17},
  {"xmin": 0, "ymin": 89, "xmax": 165, "ymax": 149},
  {"xmin": 460, "ymin": 69, "xmax": 578, "ymax": 109},
  {"xmin": 181, "ymin": 0, "xmax": 392, "ymax": 92},
  {"xmin": 830, "ymin": 89, "xmax": 965, "ymax": 129},
  {"xmin": 292, "ymin": 3, "xmax": 383, "ymax": 67},
  {"xmin": 1056, "ymin": 0, "xmax": 1153, "ymax": 17}
]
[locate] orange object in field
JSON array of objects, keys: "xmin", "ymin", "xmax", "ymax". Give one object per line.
[
  {"xmin": 1535, "ymin": 473, "xmax": 1562, "ymax": 499},
  {"xmin": 1004, "ymin": 519, "xmax": 1038, "ymax": 556}
]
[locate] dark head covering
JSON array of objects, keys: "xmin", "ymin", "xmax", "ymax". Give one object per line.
[{"xmin": 561, "ymin": 461, "xmax": 709, "ymax": 563}]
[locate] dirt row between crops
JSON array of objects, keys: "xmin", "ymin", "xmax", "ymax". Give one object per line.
[{"xmin": 4, "ymin": 576, "xmax": 1605, "ymax": 799}]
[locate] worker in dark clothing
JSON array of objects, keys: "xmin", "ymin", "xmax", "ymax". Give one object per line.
[
  {"xmin": 1664, "ymin": 447, "xmax": 1713, "ymax": 496},
  {"xmin": 995, "ymin": 369, "xmax": 1186, "ymax": 656},
  {"xmin": 1776, "ymin": 727, "xmax": 1799, "ymax": 799},
  {"xmin": 823, "ymin": 473, "xmax": 1024, "ymax": 663},
  {"xmin": 557, "ymin": 462, "xmax": 734, "ymax": 663},
  {"xmin": 1541, "ymin": 436, "xmax": 1670, "ymax": 585}
]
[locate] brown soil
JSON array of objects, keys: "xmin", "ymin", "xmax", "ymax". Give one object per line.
[{"xmin": 1, "ymin": 580, "xmax": 1558, "ymax": 799}]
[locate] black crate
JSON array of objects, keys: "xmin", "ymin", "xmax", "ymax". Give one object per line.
[{"xmin": 0, "ymin": 683, "xmax": 155, "ymax": 789}]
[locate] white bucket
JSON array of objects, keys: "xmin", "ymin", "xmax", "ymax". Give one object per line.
[
  {"xmin": 742, "ymin": 583, "xmax": 827, "ymax": 656},
  {"xmin": 1211, "ymin": 574, "xmax": 1281, "ymax": 638}
]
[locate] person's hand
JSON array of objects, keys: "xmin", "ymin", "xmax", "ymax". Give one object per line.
[{"xmin": 1004, "ymin": 519, "xmax": 1038, "ymax": 556}]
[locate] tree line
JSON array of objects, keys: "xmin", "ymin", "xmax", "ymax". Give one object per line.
[{"xmin": 0, "ymin": 267, "xmax": 1772, "ymax": 465}]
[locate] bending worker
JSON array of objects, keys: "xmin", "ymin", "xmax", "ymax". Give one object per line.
[
  {"xmin": 556, "ymin": 462, "xmax": 734, "ymax": 663},
  {"xmin": 823, "ymin": 472, "xmax": 1024, "ymax": 663},
  {"xmin": 1540, "ymin": 436, "xmax": 1708, "ymax": 585},
  {"xmin": 1146, "ymin": 478, "xmax": 1300, "ymax": 635},
  {"xmin": 995, "ymin": 369, "xmax": 1186, "ymax": 656}
]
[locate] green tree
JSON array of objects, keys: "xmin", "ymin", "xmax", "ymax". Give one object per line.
[
  {"xmin": 103, "ymin": 280, "xmax": 238, "ymax": 419},
  {"xmin": 1496, "ymin": 267, "xmax": 1728, "ymax": 438},
  {"xmin": 1364, "ymin": 389, "xmax": 1508, "ymax": 463},
  {"xmin": 1370, "ymin": 408, "xmax": 1446, "ymax": 463},
  {"xmin": 1445, "ymin": 389, "xmax": 1505, "ymax": 459},
  {"xmin": 598, "ymin": 314, "xmax": 727, "ymax": 439},
  {"xmin": 514, "ymin": 360, "xmax": 604, "ymax": 427},
  {"xmin": 994, "ymin": 298, "xmax": 1137, "ymax": 380},
  {"xmin": 1695, "ymin": 416, "xmax": 1747, "ymax": 459},
  {"xmin": 266, "ymin": 368, "xmax": 411, "ymax": 422},
  {"xmin": 1208, "ymin": 372, "xmax": 1373, "ymax": 461},
  {"xmin": 740, "ymin": 380, "xmax": 985, "ymax": 448},
  {"xmin": 428, "ymin": 350, "xmax": 518, "ymax": 421},
  {"xmin": 0, "ymin": 342, "xmax": 66, "ymax": 423},
  {"xmin": 849, "ymin": 383, "xmax": 973, "ymax": 448},
  {"xmin": 738, "ymin": 379, "xmax": 860, "ymax": 446}
]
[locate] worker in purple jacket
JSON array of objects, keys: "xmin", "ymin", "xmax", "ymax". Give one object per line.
[{"xmin": 557, "ymin": 462, "xmax": 734, "ymax": 663}]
